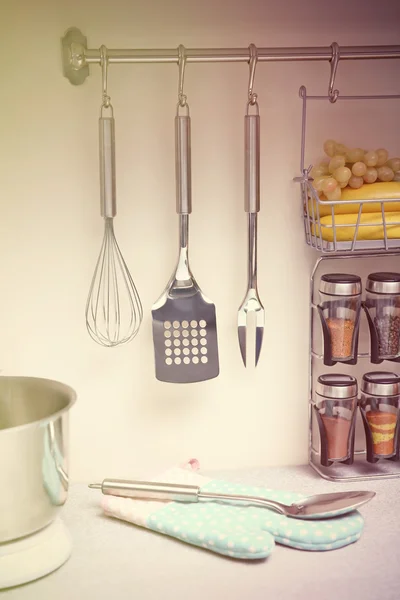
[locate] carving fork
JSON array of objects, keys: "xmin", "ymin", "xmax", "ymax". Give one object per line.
[{"xmin": 238, "ymin": 109, "xmax": 264, "ymax": 366}]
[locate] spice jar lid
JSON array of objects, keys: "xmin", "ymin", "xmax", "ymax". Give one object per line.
[
  {"xmin": 319, "ymin": 274, "xmax": 362, "ymax": 296},
  {"xmin": 366, "ymin": 272, "xmax": 400, "ymax": 295},
  {"xmin": 316, "ymin": 374, "xmax": 358, "ymax": 399},
  {"xmin": 361, "ymin": 371, "xmax": 400, "ymax": 397}
]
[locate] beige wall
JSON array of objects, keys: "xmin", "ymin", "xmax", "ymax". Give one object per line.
[{"xmin": 1, "ymin": 0, "xmax": 400, "ymax": 481}]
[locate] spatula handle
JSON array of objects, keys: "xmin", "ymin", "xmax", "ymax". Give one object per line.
[
  {"xmin": 175, "ymin": 115, "xmax": 192, "ymax": 215},
  {"xmin": 245, "ymin": 114, "xmax": 260, "ymax": 214}
]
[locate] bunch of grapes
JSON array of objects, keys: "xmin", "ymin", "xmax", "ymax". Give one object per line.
[{"xmin": 310, "ymin": 140, "xmax": 400, "ymax": 201}]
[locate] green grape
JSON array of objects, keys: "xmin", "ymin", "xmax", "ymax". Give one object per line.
[
  {"xmin": 335, "ymin": 143, "xmax": 348, "ymax": 156},
  {"xmin": 325, "ymin": 186, "xmax": 342, "ymax": 200},
  {"xmin": 346, "ymin": 148, "xmax": 364, "ymax": 163},
  {"xmin": 328, "ymin": 155, "xmax": 346, "ymax": 173},
  {"xmin": 348, "ymin": 175, "xmax": 364, "ymax": 189},
  {"xmin": 386, "ymin": 158, "xmax": 400, "ymax": 172},
  {"xmin": 376, "ymin": 148, "xmax": 389, "ymax": 167},
  {"xmin": 311, "ymin": 163, "xmax": 329, "ymax": 178},
  {"xmin": 363, "ymin": 151, "xmax": 378, "ymax": 167},
  {"xmin": 352, "ymin": 161, "xmax": 367, "ymax": 177},
  {"xmin": 334, "ymin": 166, "xmax": 352, "ymax": 183},
  {"xmin": 339, "ymin": 181, "xmax": 348, "ymax": 188},
  {"xmin": 323, "ymin": 139, "xmax": 336, "ymax": 158},
  {"xmin": 363, "ymin": 167, "xmax": 378, "ymax": 184},
  {"xmin": 313, "ymin": 176, "xmax": 329, "ymax": 192},
  {"xmin": 377, "ymin": 166, "xmax": 395, "ymax": 182},
  {"xmin": 321, "ymin": 177, "xmax": 338, "ymax": 195}
]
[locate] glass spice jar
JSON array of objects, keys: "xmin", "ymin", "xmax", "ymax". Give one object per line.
[
  {"xmin": 360, "ymin": 371, "xmax": 400, "ymax": 462},
  {"xmin": 318, "ymin": 274, "xmax": 362, "ymax": 364},
  {"xmin": 314, "ymin": 374, "xmax": 358, "ymax": 466},
  {"xmin": 365, "ymin": 273, "xmax": 400, "ymax": 361}
]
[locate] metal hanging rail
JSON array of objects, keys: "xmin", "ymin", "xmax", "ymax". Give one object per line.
[{"xmin": 61, "ymin": 28, "xmax": 400, "ymax": 85}]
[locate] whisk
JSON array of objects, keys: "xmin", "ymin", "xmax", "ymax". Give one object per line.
[{"xmin": 85, "ymin": 46, "xmax": 143, "ymax": 347}]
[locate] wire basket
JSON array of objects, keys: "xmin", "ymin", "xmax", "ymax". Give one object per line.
[{"xmin": 295, "ymin": 86, "xmax": 400, "ymax": 254}]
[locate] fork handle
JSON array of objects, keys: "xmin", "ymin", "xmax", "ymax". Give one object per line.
[{"xmin": 245, "ymin": 114, "xmax": 260, "ymax": 214}]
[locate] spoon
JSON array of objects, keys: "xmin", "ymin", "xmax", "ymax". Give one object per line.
[{"xmin": 89, "ymin": 479, "xmax": 375, "ymax": 520}]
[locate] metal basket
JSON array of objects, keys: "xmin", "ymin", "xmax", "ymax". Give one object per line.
[{"xmin": 295, "ymin": 86, "xmax": 400, "ymax": 254}]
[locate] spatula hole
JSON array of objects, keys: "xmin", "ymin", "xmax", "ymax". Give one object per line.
[
  {"xmin": 199, "ymin": 329, "xmax": 206, "ymax": 336},
  {"xmin": 164, "ymin": 331, "xmax": 172, "ymax": 338},
  {"xmin": 191, "ymin": 330, "xmax": 198, "ymax": 337},
  {"xmin": 165, "ymin": 358, "xmax": 173, "ymax": 366},
  {"xmin": 200, "ymin": 338, "xmax": 207, "ymax": 346},
  {"xmin": 190, "ymin": 320, "xmax": 198, "ymax": 328},
  {"xmin": 174, "ymin": 357, "xmax": 182, "ymax": 365},
  {"xmin": 199, "ymin": 320, "xmax": 207, "ymax": 328},
  {"xmin": 191, "ymin": 338, "xmax": 198, "ymax": 346},
  {"xmin": 182, "ymin": 320, "xmax": 189, "ymax": 329},
  {"xmin": 173, "ymin": 321, "xmax": 180, "ymax": 329},
  {"xmin": 192, "ymin": 356, "xmax": 199, "ymax": 364},
  {"xmin": 183, "ymin": 357, "xmax": 190, "ymax": 365},
  {"xmin": 201, "ymin": 356, "xmax": 208, "ymax": 364}
]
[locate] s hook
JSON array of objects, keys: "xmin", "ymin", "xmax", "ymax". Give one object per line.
[
  {"xmin": 247, "ymin": 43, "xmax": 259, "ymax": 108},
  {"xmin": 100, "ymin": 45, "xmax": 113, "ymax": 114},
  {"xmin": 328, "ymin": 42, "xmax": 340, "ymax": 103},
  {"xmin": 177, "ymin": 44, "xmax": 188, "ymax": 109}
]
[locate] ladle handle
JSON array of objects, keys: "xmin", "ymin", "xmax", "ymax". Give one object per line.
[
  {"xmin": 99, "ymin": 116, "xmax": 116, "ymax": 218},
  {"xmin": 175, "ymin": 115, "xmax": 192, "ymax": 215}
]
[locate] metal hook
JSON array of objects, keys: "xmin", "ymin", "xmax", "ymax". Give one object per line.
[
  {"xmin": 248, "ymin": 43, "xmax": 258, "ymax": 106},
  {"xmin": 100, "ymin": 45, "xmax": 111, "ymax": 110},
  {"xmin": 177, "ymin": 44, "xmax": 187, "ymax": 108},
  {"xmin": 328, "ymin": 42, "xmax": 340, "ymax": 103}
]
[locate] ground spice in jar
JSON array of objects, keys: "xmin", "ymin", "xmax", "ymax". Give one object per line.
[
  {"xmin": 320, "ymin": 415, "xmax": 352, "ymax": 460},
  {"xmin": 366, "ymin": 411, "xmax": 397, "ymax": 456},
  {"xmin": 326, "ymin": 318, "xmax": 355, "ymax": 359},
  {"xmin": 373, "ymin": 314, "xmax": 400, "ymax": 357}
]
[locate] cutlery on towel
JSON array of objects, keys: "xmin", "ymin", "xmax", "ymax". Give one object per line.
[{"xmin": 89, "ymin": 479, "xmax": 375, "ymax": 520}]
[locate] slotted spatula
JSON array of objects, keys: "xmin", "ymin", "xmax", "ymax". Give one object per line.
[{"xmin": 151, "ymin": 109, "xmax": 219, "ymax": 383}]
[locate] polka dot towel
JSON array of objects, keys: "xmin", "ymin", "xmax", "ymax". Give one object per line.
[{"xmin": 101, "ymin": 465, "xmax": 364, "ymax": 560}]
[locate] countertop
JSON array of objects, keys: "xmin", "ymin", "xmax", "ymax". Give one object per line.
[{"xmin": 3, "ymin": 465, "xmax": 400, "ymax": 600}]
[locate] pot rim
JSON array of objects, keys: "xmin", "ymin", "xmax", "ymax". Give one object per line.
[{"xmin": 0, "ymin": 375, "xmax": 77, "ymax": 435}]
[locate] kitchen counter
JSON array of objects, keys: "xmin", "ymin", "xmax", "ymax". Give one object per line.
[{"xmin": 3, "ymin": 465, "xmax": 400, "ymax": 600}]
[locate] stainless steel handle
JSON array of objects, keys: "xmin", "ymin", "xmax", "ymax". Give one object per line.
[
  {"xmin": 99, "ymin": 116, "xmax": 116, "ymax": 218},
  {"xmin": 245, "ymin": 114, "xmax": 260, "ymax": 214},
  {"xmin": 175, "ymin": 115, "xmax": 192, "ymax": 215},
  {"xmin": 95, "ymin": 479, "xmax": 200, "ymax": 502}
]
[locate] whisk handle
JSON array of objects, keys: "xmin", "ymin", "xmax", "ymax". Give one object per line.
[
  {"xmin": 175, "ymin": 115, "xmax": 192, "ymax": 215},
  {"xmin": 99, "ymin": 116, "xmax": 117, "ymax": 218}
]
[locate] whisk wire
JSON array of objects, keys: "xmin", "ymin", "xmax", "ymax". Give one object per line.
[{"xmin": 86, "ymin": 219, "xmax": 142, "ymax": 347}]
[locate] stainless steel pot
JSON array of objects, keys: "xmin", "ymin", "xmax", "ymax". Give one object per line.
[{"xmin": 0, "ymin": 376, "xmax": 76, "ymax": 543}]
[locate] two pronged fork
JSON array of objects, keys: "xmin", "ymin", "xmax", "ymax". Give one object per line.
[{"xmin": 238, "ymin": 109, "xmax": 264, "ymax": 367}]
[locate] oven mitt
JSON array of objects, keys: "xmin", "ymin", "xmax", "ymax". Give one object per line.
[{"xmin": 100, "ymin": 459, "xmax": 364, "ymax": 559}]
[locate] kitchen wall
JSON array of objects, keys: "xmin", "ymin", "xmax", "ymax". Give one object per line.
[{"xmin": 1, "ymin": 0, "xmax": 400, "ymax": 481}]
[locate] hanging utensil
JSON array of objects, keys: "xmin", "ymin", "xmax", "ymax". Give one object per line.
[
  {"xmin": 151, "ymin": 45, "xmax": 219, "ymax": 383},
  {"xmin": 89, "ymin": 479, "xmax": 375, "ymax": 520},
  {"xmin": 238, "ymin": 44, "xmax": 265, "ymax": 366},
  {"xmin": 85, "ymin": 45, "xmax": 143, "ymax": 347}
]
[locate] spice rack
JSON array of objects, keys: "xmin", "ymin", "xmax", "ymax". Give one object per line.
[{"xmin": 295, "ymin": 87, "xmax": 400, "ymax": 481}]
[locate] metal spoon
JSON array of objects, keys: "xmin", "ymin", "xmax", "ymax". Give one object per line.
[{"xmin": 89, "ymin": 479, "xmax": 375, "ymax": 520}]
